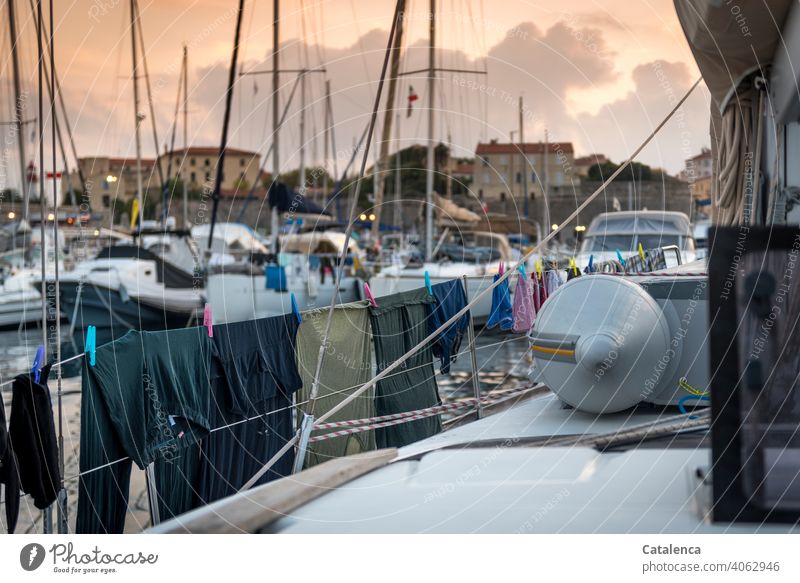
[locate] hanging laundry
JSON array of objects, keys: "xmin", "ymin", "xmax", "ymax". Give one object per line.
[
  {"xmin": 194, "ymin": 314, "xmax": 302, "ymax": 503},
  {"xmin": 427, "ymin": 280, "xmax": 470, "ymax": 374},
  {"xmin": 537, "ymin": 271, "xmax": 548, "ymax": 305},
  {"xmin": 512, "ymin": 272, "xmax": 535, "ymax": 333},
  {"xmin": 0, "ymin": 398, "xmax": 20, "ymax": 533},
  {"xmin": 77, "ymin": 328, "xmax": 216, "ymax": 534},
  {"xmin": 544, "ymin": 269, "xmax": 563, "ymax": 296},
  {"xmin": 152, "ymin": 314, "xmax": 303, "ymax": 522},
  {"xmin": 9, "ymin": 365, "xmax": 60, "ymax": 512},
  {"xmin": 266, "ymin": 265, "xmax": 287, "ymax": 291},
  {"xmin": 487, "ymin": 273, "xmax": 513, "ymax": 330},
  {"xmin": 370, "ymin": 287, "xmax": 442, "ymax": 448},
  {"xmin": 296, "ymin": 301, "xmax": 375, "ymax": 468},
  {"xmin": 531, "ymin": 270, "xmax": 542, "ymax": 313}
]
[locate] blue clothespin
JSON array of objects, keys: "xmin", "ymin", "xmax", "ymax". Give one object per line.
[
  {"xmin": 31, "ymin": 345, "xmax": 45, "ymax": 383},
  {"xmin": 290, "ymin": 292, "xmax": 302, "ymax": 324},
  {"xmin": 616, "ymin": 248, "xmax": 626, "ymax": 267},
  {"xmin": 85, "ymin": 325, "xmax": 96, "ymax": 367},
  {"xmin": 424, "ymin": 271, "xmax": 433, "ymax": 296},
  {"xmin": 678, "ymin": 395, "xmax": 710, "ymax": 419},
  {"xmin": 517, "ymin": 263, "xmax": 526, "ymax": 280},
  {"xmin": 588, "ymin": 255, "xmax": 593, "ymax": 273}
]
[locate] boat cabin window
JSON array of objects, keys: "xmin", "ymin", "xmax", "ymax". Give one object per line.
[{"xmin": 582, "ymin": 233, "xmax": 684, "ymax": 253}]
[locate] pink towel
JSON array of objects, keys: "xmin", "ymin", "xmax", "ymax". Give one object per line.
[{"xmin": 512, "ymin": 274, "xmax": 536, "ymax": 333}]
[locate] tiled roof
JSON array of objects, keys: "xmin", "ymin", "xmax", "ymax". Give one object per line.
[{"xmin": 475, "ymin": 142, "xmax": 574, "ymax": 155}]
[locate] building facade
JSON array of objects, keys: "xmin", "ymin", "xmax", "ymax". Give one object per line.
[
  {"xmin": 64, "ymin": 147, "xmax": 261, "ymax": 210},
  {"xmin": 472, "ymin": 140, "xmax": 577, "ymax": 204},
  {"xmin": 159, "ymin": 147, "xmax": 261, "ymax": 195}
]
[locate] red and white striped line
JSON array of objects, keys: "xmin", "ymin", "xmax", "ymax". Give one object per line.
[
  {"xmin": 312, "ymin": 385, "xmax": 531, "ymax": 431},
  {"xmin": 589, "ymin": 271, "xmax": 707, "ymax": 277},
  {"xmin": 308, "ymin": 385, "xmax": 538, "ymax": 443}
]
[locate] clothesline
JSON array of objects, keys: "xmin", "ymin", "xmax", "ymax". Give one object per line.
[{"xmin": 42, "ymin": 332, "xmax": 527, "ymax": 484}]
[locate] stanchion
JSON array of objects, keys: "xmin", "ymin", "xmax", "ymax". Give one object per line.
[
  {"xmin": 462, "ymin": 275, "xmax": 483, "ymax": 419},
  {"xmin": 145, "ymin": 463, "xmax": 161, "ymax": 526},
  {"xmin": 292, "ymin": 414, "xmax": 314, "ymax": 474}
]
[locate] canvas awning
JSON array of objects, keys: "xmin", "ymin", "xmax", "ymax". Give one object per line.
[{"xmin": 674, "ymin": 0, "xmax": 793, "ymax": 111}]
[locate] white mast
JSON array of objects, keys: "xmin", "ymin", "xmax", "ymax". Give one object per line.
[{"xmin": 425, "ymin": 0, "xmax": 435, "ymax": 260}]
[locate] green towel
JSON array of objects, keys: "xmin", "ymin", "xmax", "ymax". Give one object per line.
[{"xmin": 296, "ymin": 301, "xmax": 376, "ymax": 468}]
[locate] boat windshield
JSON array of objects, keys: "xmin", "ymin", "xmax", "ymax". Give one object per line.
[{"xmin": 583, "ymin": 234, "xmax": 682, "ymax": 252}]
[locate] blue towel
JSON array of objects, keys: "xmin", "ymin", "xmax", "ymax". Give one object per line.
[
  {"xmin": 427, "ymin": 280, "xmax": 470, "ymax": 374},
  {"xmin": 265, "ymin": 265, "xmax": 287, "ymax": 291},
  {"xmin": 486, "ymin": 274, "xmax": 513, "ymax": 330}
]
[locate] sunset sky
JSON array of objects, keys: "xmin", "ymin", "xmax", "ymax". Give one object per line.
[{"xmin": 1, "ymin": 0, "xmax": 711, "ymax": 189}]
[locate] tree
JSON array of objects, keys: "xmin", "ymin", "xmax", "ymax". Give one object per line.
[{"xmin": 588, "ymin": 160, "xmax": 658, "ymax": 182}]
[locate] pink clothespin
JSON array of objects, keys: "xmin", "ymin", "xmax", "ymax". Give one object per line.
[
  {"xmin": 363, "ymin": 282, "xmax": 378, "ymax": 308},
  {"xmin": 203, "ymin": 303, "xmax": 213, "ymax": 337},
  {"xmin": 498, "ymin": 260, "xmax": 505, "ymax": 276}
]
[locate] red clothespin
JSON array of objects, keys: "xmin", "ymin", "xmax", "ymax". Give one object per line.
[
  {"xmin": 203, "ymin": 303, "xmax": 213, "ymax": 337},
  {"xmin": 363, "ymin": 282, "xmax": 378, "ymax": 307}
]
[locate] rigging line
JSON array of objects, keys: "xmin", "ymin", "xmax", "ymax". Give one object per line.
[
  {"xmin": 163, "ymin": 53, "xmax": 184, "ymax": 193},
  {"xmin": 47, "ymin": 0, "xmax": 67, "ymax": 533},
  {"xmin": 312, "ymin": 77, "xmax": 705, "ymax": 430},
  {"xmin": 206, "ymin": 0, "xmax": 245, "ymax": 249},
  {"xmin": 26, "ymin": 0, "xmax": 87, "ymax": 194},
  {"xmin": 240, "ymin": 0, "xmax": 406, "ymax": 492},
  {"xmin": 132, "ymin": 0, "xmax": 165, "ymax": 190}
]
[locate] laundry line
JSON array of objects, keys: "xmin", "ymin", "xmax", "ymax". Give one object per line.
[{"xmin": 49, "ymin": 332, "xmax": 527, "ymax": 483}]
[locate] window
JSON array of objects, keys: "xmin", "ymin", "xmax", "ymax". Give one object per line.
[
  {"xmin": 240, "ymin": 158, "xmax": 245, "ymax": 167},
  {"xmin": 190, "ymin": 158, "xmax": 196, "ymax": 166},
  {"xmin": 481, "ymin": 156, "xmax": 489, "ymax": 167},
  {"xmin": 516, "ymin": 172, "xmax": 521, "ymax": 184},
  {"xmin": 500, "ymin": 192, "xmax": 506, "ymax": 202},
  {"xmin": 102, "ymin": 195, "xmax": 111, "ymax": 208},
  {"xmin": 482, "ymin": 172, "xmax": 491, "ymax": 185},
  {"xmin": 205, "ymin": 172, "xmax": 211, "ymax": 182},
  {"xmin": 190, "ymin": 172, "xmax": 196, "ymax": 183},
  {"xmin": 478, "ymin": 189, "xmax": 483, "ymax": 199},
  {"xmin": 204, "ymin": 158, "xmax": 210, "ymax": 167},
  {"xmin": 499, "ymin": 155, "xmax": 508, "ymax": 165}
]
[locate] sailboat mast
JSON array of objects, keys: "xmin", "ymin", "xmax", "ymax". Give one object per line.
[
  {"xmin": 393, "ymin": 111, "xmax": 401, "ymax": 227},
  {"xmin": 299, "ymin": 71, "xmax": 306, "ymax": 197},
  {"xmin": 130, "ymin": 0, "xmax": 144, "ymax": 234},
  {"xmin": 371, "ymin": 0, "xmax": 406, "ymax": 240},
  {"xmin": 182, "ymin": 44, "xmax": 189, "ymax": 228},
  {"xmin": 270, "ymin": 0, "xmax": 280, "ymax": 252},
  {"xmin": 425, "ymin": 0, "xmax": 435, "ymax": 260},
  {"xmin": 324, "ymin": 79, "xmax": 330, "ymax": 201},
  {"xmin": 519, "ymin": 95, "xmax": 528, "ymax": 218},
  {"xmin": 6, "ymin": 0, "xmax": 30, "ymax": 221}
]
